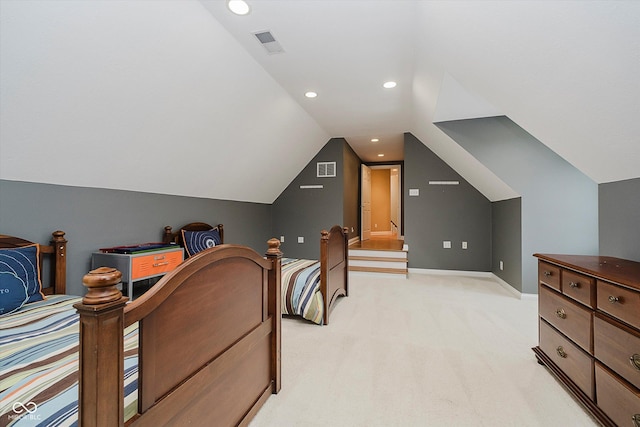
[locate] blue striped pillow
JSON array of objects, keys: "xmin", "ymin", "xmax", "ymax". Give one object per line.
[
  {"xmin": 0, "ymin": 271, "xmax": 29, "ymax": 315},
  {"xmin": 0, "ymin": 245, "xmax": 44, "ymax": 304},
  {"xmin": 182, "ymin": 229, "xmax": 221, "ymax": 257}
]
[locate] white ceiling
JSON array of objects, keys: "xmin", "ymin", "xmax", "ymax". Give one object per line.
[
  {"xmin": 202, "ymin": 0, "xmax": 640, "ymax": 199},
  {"xmin": 1, "ymin": 1, "xmax": 638, "ymax": 204}
]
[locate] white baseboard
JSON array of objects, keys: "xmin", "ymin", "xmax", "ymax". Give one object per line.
[
  {"xmin": 490, "ymin": 273, "xmax": 522, "ymax": 299},
  {"xmin": 348, "ymin": 236, "xmax": 360, "ymax": 246},
  {"xmin": 408, "ymin": 268, "xmax": 493, "ymax": 278}
]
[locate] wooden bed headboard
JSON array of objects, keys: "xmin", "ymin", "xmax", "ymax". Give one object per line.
[
  {"xmin": 0, "ymin": 230, "xmax": 67, "ymax": 295},
  {"xmin": 162, "ymin": 222, "xmax": 224, "ymax": 249}
]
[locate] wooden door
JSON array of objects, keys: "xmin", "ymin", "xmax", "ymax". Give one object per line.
[{"xmin": 361, "ymin": 164, "xmax": 371, "ymax": 241}]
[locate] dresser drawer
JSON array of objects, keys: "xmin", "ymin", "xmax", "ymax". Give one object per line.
[
  {"xmin": 540, "ymin": 285, "xmax": 593, "ymax": 353},
  {"xmin": 539, "ymin": 261, "xmax": 561, "ymax": 291},
  {"xmin": 597, "ymin": 280, "xmax": 640, "ymax": 329},
  {"xmin": 595, "ymin": 362, "xmax": 640, "ymax": 427},
  {"xmin": 131, "ymin": 250, "xmax": 183, "ymax": 280},
  {"xmin": 594, "ymin": 314, "xmax": 640, "ymax": 390},
  {"xmin": 540, "ymin": 319, "xmax": 594, "ymax": 399},
  {"xmin": 562, "ymin": 270, "xmax": 595, "ymax": 308}
]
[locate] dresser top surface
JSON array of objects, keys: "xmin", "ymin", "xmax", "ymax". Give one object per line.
[{"xmin": 534, "ymin": 254, "xmax": 640, "ymax": 291}]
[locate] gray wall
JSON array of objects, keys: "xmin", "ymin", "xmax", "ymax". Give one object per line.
[
  {"xmin": 404, "ymin": 133, "xmax": 492, "ymax": 271},
  {"xmin": 437, "ymin": 116, "xmax": 598, "ymax": 294},
  {"xmin": 492, "ymin": 197, "xmax": 522, "ymax": 291},
  {"xmin": 599, "ymin": 177, "xmax": 640, "ymax": 261},
  {"xmin": 0, "ymin": 180, "xmax": 271, "ymax": 296},
  {"xmin": 271, "ymin": 138, "xmax": 347, "ymax": 259}
]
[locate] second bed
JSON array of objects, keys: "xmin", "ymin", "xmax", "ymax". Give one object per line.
[{"xmin": 164, "ymin": 223, "xmax": 349, "ymax": 325}]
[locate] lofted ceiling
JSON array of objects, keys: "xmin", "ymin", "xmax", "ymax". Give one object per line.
[
  {"xmin": 1, "ymin": 1, "xmax": 638, "ymax": 204},
  {"xmin": 202, "ymin": 0, "xmax": 640, "ymax": 200}
]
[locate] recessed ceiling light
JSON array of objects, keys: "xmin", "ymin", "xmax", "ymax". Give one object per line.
[
  {"xmin": 377, "ymin": 154, "xmax": 385, "ymax": 157},
  {"xmin": 228, "ymin": 0, "xmax": 250, "ymax": 15},
  {"xmin": 371, "ymin": 138, "xmax": 379, "ymax": 142},
  {"xmin": 305, "ymin": 91, "xmax": 317, "ymax": 98},
  {"xmin": 383, "ymin": 81, "xmax": 397, "ymax": 89}
]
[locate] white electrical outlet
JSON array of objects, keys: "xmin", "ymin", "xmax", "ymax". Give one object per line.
[
  {"xmin": 280, "ymin": 235, "xmax": 285, "ymax": 242},
  {"xmin": 409, "ymin": 188, "xmax": 419, "ymax": 196},
  {"xmin": 443, "ymin": 241, "xmax": 451, "ymax": 249},
  {"xmin": 298, "ymin": 236, "xmax": 304, "ymax": 243},
  {"xmin": 462, "ymin": 241, "xmax": 468, "ymax": 249},
  {"xmin": 500, "ymin": 261, "xmax": 504, "ymax": 270}
]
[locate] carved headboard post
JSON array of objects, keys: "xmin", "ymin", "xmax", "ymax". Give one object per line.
[
  {"xmin": 217, "ymin": 224, "xmax": 224, "ymax": 245},
  {"xmin": 162, "ymin": 226, "xmax": 174, "ymax": 244},
  {"xmin": 74, "ymin": 267, "xmax": 127, "ymax": 427},
  {"xmin": 51, "ymin": 230, "xmax": 67, "ymax": 294},
  {"xmin": 265, "ymin": 238, "xmax": 282, "ymax": 393}
]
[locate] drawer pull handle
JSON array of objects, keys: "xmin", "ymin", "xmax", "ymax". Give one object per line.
[
  {"xmin": 543, "ymin": 271, "xmax": 552, "ymax": 277},
  {"xmin": 154, "ymin": 255, "xmax": 166, "ymax": 261},
  {"xmin": 631, "ymin": 354, "xmax": 640, "ymax": 371},
  {"xmin": 153, "ymin": 262, "xmax": 169, "ymax": 267},
  {"xmin": 569, "ymin": 281, "xmax": 579, "ymax": 289},
  {"xmin": 556, "ymin": 346, "xmax": 567, "ymax": 358},
  {"xmin": 608, "ymin": 295, "xmax": 620, "ymax": 304},
  {"xmin": 633, "ymin": 414, "xmax": 640, "ymax": 427},
  {"xmin": 555, "ymin": 308, "xmax": 566, "ymax": 319}
]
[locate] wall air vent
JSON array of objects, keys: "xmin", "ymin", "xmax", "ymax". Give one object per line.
[
  {"xmin": 317, "ymin": 162, "xmax": 336, "ymax": 178},
  {"xmin": 253, "ymin": 30, "xmax": 284, "ymax": 54}
]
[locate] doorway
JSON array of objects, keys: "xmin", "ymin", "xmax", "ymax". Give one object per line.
[{"xmin": 361, "ymin": 164, "xmax": 402, "ymax": 242}]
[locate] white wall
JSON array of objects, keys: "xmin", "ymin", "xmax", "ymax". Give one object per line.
[{"xmin": 0, "ymin": 0, "xmax": 328, "ymax": 204}]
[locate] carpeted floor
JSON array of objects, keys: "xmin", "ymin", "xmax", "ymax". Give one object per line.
[{"xmin": 250, "ymin": 272, "xmax": 597, "ymax": 426}]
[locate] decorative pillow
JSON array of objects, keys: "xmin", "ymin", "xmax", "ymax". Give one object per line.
[
  {"xmin": 0, "ymin": 272, "xmax": 29, "ymax": 315},
  {"xmin": 0, "ymin": 244, "xmax": 44, "ymax": 304},
  {"xmin": 182, "ymin": 228, "xmax": 222, "ymax": 257}
]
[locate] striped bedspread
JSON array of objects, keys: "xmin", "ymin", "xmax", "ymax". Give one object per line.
[
  {"xmin": 0, "ymin": 295, "xmax": 138, "ymax": 426},
  {"xmin": 281, "ymin": 258, "xmax": 324, "ymax": 325}
]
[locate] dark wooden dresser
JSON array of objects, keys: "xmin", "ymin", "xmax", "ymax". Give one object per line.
[{"xmin": 533, "ymin": 254, "xmax": 640, "ymax": 427}]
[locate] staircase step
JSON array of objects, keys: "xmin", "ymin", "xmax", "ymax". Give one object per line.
[
  {"xmin": 349, "ymin": 258, "xmax": 408, "ymax": 269},
  {"xmin": 348, "ymin": 248, "xmax": 408, "ymax": 278},
  {"xmin": 350, "ymin": 255, "xmax": 406, "ymax": 262},
  {"xmin": 348, "ymin": 249, "xmax": 407, "ymax": 259},
  {"xmin": 349, "ymin": 266, "xmax": 408, "ymax": 275}
]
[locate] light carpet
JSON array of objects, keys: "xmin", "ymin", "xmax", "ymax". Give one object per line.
[{"xmin": 250, "ymin": 272, "xmax": 597, "ymax": 426}]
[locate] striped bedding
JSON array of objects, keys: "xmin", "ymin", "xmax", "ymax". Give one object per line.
[
  {"xmin": 281, "ymin": 258, "xmax": 324, "ymax": 325},
  {"xmin": 0, "ymin": 295, "xmax": 138, "ymax": 426}
]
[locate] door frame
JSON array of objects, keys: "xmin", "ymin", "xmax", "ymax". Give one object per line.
[{"xmin": 361, "ymin": 163, "xmax": 402, "ymax": 241}]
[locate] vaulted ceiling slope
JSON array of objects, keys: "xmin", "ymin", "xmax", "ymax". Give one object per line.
[
  {"xmin": 0, "ymin": 0, "xmax": 329, "ymax": 204},
  {"xmin": 203, "ymin": 0, "xmax": 640, "ymax": 201},
  {"xmin": 1, "ymin": 1, "xmax": 638, "ymax": 204}
]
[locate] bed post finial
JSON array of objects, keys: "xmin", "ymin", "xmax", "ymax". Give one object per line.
[
  {"xmin": 81, "ymin": 267, "xmax": 124, "ymax": 305},
  {"xmin": 163, "ymin": 226, "xmax": 173, "ymax": 244},
  {"xmin": 266, "ymin": 238, "xmax": 282, "ymax": 257}
]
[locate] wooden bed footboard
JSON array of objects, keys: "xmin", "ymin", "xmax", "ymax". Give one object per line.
[
  {"xmin": 75, "ymin": 239, "xmax": 282, "ymax": 427},
  {"xmin": 320, "ymin": 225, "xmax": 349, "ymax": 325}
]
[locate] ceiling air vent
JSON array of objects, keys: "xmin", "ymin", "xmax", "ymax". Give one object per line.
[
  {"xmin": 317, "ymin": 162, "xmax": 336, "ymax": 178},
  {"xmin": 253, "ymin": 30, "xmax": 284, "ymax": 54}
]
